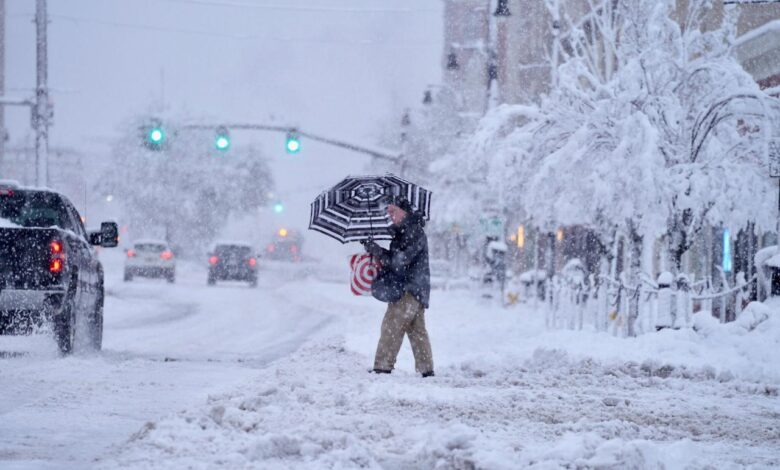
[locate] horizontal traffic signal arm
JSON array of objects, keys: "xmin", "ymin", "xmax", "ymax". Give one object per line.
[{"xmin": 180, "ymin": 123, "xmax": 400, "ymax": 162}]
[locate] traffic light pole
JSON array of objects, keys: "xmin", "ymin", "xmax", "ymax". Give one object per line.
[{"xmin": 181, "ymin": 123, "xmax": 400, "ymax": 162}]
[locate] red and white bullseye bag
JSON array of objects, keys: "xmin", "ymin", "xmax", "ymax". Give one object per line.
[{"xmin": 349, "ymin": 253, "xmax": 381, "ymax": 296}]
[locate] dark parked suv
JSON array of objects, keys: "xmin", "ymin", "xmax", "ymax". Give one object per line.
[{"xmin": 207, "ymin": 243, "xmax": 257, "ymax": 287}]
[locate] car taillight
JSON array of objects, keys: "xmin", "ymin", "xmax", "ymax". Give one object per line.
[
  {"xmin": 127, "ymin": 249, "xmax": 136, "ymax": 258},
  {"xmin": 290, "ymin": 245, "xmax": 298, "ymax": 254},
  {"xmin": 50, "ymin": 240, "xmax": 65, "ymax": 273},
  {"xmin": 266, "ymin": 244, "xmax": 275, "ymax": 253},
  {"xmin": 50, "ymin": 259, "xmax": 63, "ymax": 272},
  {"xmin": 160, "ymin": 251, "xmax": 173, "ymax": 260},
  {"xmin": 209, "ymin": 256, "xmax": 219, "ymax": 265},
  {"xmin": 248, "ymin": 257, "xmax": 257, "ymax": 267}
]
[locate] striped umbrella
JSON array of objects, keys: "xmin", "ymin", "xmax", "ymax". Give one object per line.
[{"xmin": 309, "ymin": 174, "xmax": 431, "ymax": 243}]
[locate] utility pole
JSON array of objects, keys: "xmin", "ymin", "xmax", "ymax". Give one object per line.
[
  {"xmin": 398, "ymin": 109, "xmax": 410, "ymax": 177},
  {"xmin": 34, "ymin": 0, "xmax": 49, "ymax": 187},
  {"xmin": 0, "ymin": 0, "xmax": 6, "ymax": 171},
  {"xmin": 485, "ymin": 0, "xmax": 509, "ymax": 114}
]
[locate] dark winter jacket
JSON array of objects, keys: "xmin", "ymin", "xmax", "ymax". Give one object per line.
[{"xmin": 365, "ymin": 212, "xmax": 430, "ymax": 308}]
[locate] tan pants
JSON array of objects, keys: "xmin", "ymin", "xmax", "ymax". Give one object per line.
[{"xmin": 374, "ymin": 292, "xmax": 433, "ymax": 373}]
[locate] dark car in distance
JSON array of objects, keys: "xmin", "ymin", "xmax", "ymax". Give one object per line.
[
  {"xmin": 265, "ymin": 228, "xmax": 303, "ymax": 262},
  {"xmin": 207, "ymin": 243, "xmax": 257, "ymax": 287}
]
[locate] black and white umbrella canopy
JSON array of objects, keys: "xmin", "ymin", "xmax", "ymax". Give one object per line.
[{"xmin": 309, "ymin": 174, "xmax": 431, "ymax": 243}]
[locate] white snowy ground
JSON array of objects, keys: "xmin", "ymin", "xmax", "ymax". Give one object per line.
[
  {"xmin": 103, "ymin": 269, "xmax": 779, "ymax": 468},
  {"xmin": 2, "ymin": 250, "xmax": 779, "ymax": 469}
]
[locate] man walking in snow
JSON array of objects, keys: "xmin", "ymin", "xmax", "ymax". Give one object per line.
[{"xmin": 362, "ymin": 196, "xmax": 434, "ymax": 378}]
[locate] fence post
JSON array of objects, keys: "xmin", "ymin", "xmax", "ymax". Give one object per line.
[
  {"xmin": 576, "ymin": 282, "xmax": 584, "ymax": 330},
  {"xmin": 597, "ymin": 279, "xmax": 608, "ymax": 332},
  {"xmin": 655, "ymin": 272, "xmax": 674, "ymax": 330},
  {"xmin": 674, "ymin": 274, "xmax": 691, "ymax": 328},
  {"xmin": 735, "ymin": 272, "xmax": 747, "ymax": 319},
  {"xmin": 544, "ymin": 277, "xmax": 552, "ymax": 329},
  {"xmin": 546, "ymin": 277, "xmax": 556, "ymax": 329}
]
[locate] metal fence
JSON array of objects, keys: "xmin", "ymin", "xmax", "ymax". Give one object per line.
[{"xmin": 538, "ymin": 270, "xmax": 757, "ymax": 337}]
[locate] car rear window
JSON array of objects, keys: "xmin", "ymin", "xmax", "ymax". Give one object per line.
[
  {"xmin": 215, "ymin": 245, "xmax": 251, "ymax": 257},
  {"xmin": 135, "ymin": 243, "xmax": 167, "ymax": 252},
  {"xmin": 0, "ymin": 190, "xmax": 72, "ymax": 230}
]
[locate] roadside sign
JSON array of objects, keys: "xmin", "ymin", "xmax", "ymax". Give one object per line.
[
  {"xmin": 769, "ymin": 139, "xmax": 780, "ymax": 177},
  {"xmin": 480, "ymin": 216, "xmax": 505, "ymax": 238}
]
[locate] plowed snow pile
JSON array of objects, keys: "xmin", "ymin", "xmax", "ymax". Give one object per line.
[{"xmin": 103, "ymin": 283, "xmax": 780, "ymax": 469}]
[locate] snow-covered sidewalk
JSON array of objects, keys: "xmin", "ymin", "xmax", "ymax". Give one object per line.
[{"xmin": 103, "ymin": 281, "xmax": 780, "ymax": 469}]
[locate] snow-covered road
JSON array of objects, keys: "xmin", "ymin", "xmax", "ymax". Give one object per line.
[{"xmin": 0, "ymin": 251, "xmax": 332, "ymax": 469}]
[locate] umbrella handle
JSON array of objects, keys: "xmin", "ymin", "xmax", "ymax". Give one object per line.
[{"xmin": 367, "ymin": 198, "xmax": 374, "ymax": 243}]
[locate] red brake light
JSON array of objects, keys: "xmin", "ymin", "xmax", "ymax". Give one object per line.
[
  {"xmin": 248, "ymin": 257, "xmax": 257, "ymax": 267},
  {"xmin": 0, "ymin": 189, "xmax": 13, "ymax": 196},
  {"xmin": 127, "ymin": 249, "xmax": 136, "ymax": 258},
  {"xmin": 290, "ymin": 245, "xmax": 298, "ymax": 254},
  {"xmin": 50, "ymin": 259, "xmax": 63, "ymax": 273},
  {"xmin": 160, "ymin": 251, "xmax": 173, "ymax": 260},
  {"xmin": 49, "ymin": 240, "xmax": 65, "ymax": 273},
  {"xmin": 266, "ymin": 244, "xmax": 275, "ymax": 253},
  {"xmin": 209, "ymin": 255, "xmax": 219, "ymax": 265}
]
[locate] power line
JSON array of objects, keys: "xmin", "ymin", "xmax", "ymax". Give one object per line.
[
  {"xmin": 46, "ymin": 13, "xmax": 438, "ymax": 47},
  {"xmin": 50, "ymin": 13, "xmax": 249, "ymax": 39},
  {"xmin": 156, "ymin": 0, "xmax": 439, "ymax": 14}
]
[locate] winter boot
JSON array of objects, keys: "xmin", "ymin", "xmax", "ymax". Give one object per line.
[
  {"xmin": 370, "ymin": 368, "xmax": 391, "ymax": 374},
  {"xmin": 421, "ymin": 371, "xmax": 435, "ymax": 378}
]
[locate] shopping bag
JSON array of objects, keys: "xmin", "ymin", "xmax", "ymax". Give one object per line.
[{"xmin": 349, "ymin": 253, "xmax": 380, "ymax": 296}]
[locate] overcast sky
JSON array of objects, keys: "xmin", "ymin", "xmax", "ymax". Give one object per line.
[
  {"xmin": 5, "ymin": 0, "xmax": 442, "ymax": 150},
  {"xmin": 4, "ymin": 0, "xmax": 443, "ymax": 259}
]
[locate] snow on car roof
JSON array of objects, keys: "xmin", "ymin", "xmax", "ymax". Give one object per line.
[
  {"xmin": 133, "ymin": 239, "xmax": 169, "ymax": 246},
  {"xmin": 213, "ymin": 240, "xmax": 253, "ymax": 247}
]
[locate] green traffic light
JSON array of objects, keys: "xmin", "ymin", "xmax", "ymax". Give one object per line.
[
  {"xmin": 215, "ymin": 126, "xmax": 230, "ymax": 151},
  {"xmin": 273, "ymin": 203, "xmax": 284, "ymax": 213},
  {"xmin": 215, "ymin": 136, "xmax": 230, "ymax": 151},
  {"xmin": 149, "ymin": 128, "xmax": 164, "ymax": 144},
  {"xmin": 285, "ymin": 132, "xmax": 300, "ymax": 154}
]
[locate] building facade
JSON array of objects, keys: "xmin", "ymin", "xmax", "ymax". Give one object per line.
[{"xmin": 443, "ymin": 0, "xmax": 780, "ymax": 109}]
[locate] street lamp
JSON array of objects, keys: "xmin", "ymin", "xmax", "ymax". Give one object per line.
[
  {"xmin": 446, "ymin": 51, "xmax": 460, "ymax": 71},
  {"xmin": 494, "ymin": 0, "xmax": 511, "ymax": 16},
  {"xmin": 422, "ymin": 90, "xmax": 433, "ymax": 105}
]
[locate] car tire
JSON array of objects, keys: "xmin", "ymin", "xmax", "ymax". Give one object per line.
[
  {"xmin": 124, "ymin": 269, "xmax": 133, "ymax": 282},
  {"xmin": 53, "ymin": 299, "xmax": 76, "ymax": 355}
]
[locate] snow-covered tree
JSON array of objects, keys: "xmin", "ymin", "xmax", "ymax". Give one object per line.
[
  {"xmin": 443, "ymin": 0, "xmax": 778, "ymax": 277},
  {"xmin": 100, "ymin": 115, "xmax": 274, "ymax": 254}
]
